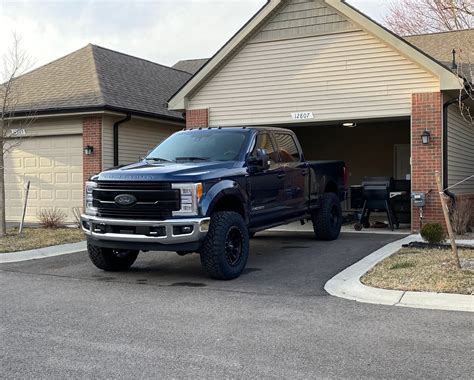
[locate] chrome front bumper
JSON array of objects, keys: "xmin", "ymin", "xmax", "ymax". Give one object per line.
[{"xmin": 81, "ymin": 215, "xmax": 210, "ymax": 244}]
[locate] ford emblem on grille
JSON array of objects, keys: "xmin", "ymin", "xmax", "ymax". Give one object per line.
[{"xmin": 114, "ymin": 194, "xmax": 137, "ymax": 207}]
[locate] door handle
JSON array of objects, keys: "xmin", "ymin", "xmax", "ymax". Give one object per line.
[{"xmin": 277, "ymin": 173, "xmax": 286, "ymax": 179}]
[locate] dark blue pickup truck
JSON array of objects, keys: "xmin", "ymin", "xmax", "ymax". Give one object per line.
[{"xmin": 81, "ymin": 127, "xmax": 347, "ymax": 280}]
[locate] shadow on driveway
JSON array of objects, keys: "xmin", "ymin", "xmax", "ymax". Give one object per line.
[{"xmin": 0, "ymin": 232, "xmax": 403, "ymax": 296}]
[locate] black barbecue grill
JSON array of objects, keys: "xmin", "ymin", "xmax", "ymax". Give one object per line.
[{"xmin": 358, "ymin": 177, "xmax": 399, "ymax": 231}]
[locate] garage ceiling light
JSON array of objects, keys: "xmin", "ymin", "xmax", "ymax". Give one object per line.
[{"xmin": 342, "ymin": 122, "xmax": 356, "ymax": 128}]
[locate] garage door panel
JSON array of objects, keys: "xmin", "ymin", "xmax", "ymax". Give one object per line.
[
  {"xmin": 39, "ymin": 157, "xmax": 53, "ymax": 168},
  {"xmin": 55, "ymin": 173, "xmax": 69, "ymax": 184},
  {"xmin": 24, "ymin": 157, "xmax": 37, "ymax": 168},
  {"xmin": 71, "ymin": 173, "xmax": 82, "ymax": 184},
  {"xmin": 5, "ymin": 135, "xmax": 83, "ymax": 223},
  {"xmin": 72, "ymin": 190, "xmax": 83, "ymax": 200}
]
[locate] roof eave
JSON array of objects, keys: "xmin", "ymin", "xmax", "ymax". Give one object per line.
[
  {"xmin": 327, "ymin": 0, "xmax": 463, "ymax": 91},
  {"xmin": 168, "ymin": 0, "xmax": 283, "ymax": 111},
  {"xmin": 7, "ymin": 105, "xmax": 185, "ymax": 123}
]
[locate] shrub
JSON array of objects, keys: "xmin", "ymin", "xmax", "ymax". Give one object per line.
[
  {"xmin": 72, "ymin": 207, "xmax": 83, "ymax": 229},
  {"xmin": 450, "ymin": 197, "xmax": 473, "ymax": 235},
  {"xmin": 37, "ymin": 208, "xmax": 67, "ymax": 229},
  {"xmin": 420, "ymin": 223, "xmax": 446, "ymax": 244}
]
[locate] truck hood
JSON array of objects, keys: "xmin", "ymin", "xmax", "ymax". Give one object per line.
[{"xmin": 96, "ymin": 160, "xmax": 245, "ymax": 182}]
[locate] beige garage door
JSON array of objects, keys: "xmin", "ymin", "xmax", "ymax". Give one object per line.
[{"xmin": 5, "ymin": 135, "xmax": 83, "ymax": 223}]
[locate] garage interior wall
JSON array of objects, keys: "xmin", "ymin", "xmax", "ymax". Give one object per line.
[
  {"xmin": 447, "ymin": 104, "xmax": 474, "ymax": 194},
  {"xmin": 5, "ymin": 117, "xmax": 83, "ymax": 223},
  {"xmin": 102, "ymin": 116, "xmax": 181, "ymax": 169},
  {"xmin": 291, "ymin": 120, "xmax": 411, "ymax": 186}
]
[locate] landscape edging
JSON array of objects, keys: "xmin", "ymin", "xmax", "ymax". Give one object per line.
[
  {"xmin": 324, "ymin": 235, "xmax": 474, "ymax": 313},
  {"xmin": 0, "ymin": 241, "xmax": 86, "ymax": 264}
]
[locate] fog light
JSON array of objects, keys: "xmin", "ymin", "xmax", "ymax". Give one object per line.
[
  {"xmin": 82, "ymin": 221, "xmax": 91, "ymax": 230},
  {"xmin": 173, "ymin": 225, "xmax": 194, "ymax": 235}
]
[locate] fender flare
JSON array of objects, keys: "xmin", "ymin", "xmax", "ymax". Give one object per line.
[{"xmin": 200, "ymin": 180, "xmax": 248, "ymax": 219}]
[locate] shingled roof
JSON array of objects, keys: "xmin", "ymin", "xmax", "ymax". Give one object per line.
[
  {"xmin": 172, "ymin": 58, "xmax": 209, "ymax": 75},
  {"xmin": 9, "ymin": 44, "xmax": 192, "ymax": 120},
  {"xmin": 404, "ymin": 29, "xmax": 473, "ymax": 82}
]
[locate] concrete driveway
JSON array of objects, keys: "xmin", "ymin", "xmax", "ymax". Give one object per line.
[{"xmin": 1, "ymin": 232, "xmax": 472, "ymax": 378}]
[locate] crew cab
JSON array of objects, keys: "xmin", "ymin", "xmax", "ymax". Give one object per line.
[{"xmin": 81, "ymin": 127, "xmax": 347, "ymax": 280}]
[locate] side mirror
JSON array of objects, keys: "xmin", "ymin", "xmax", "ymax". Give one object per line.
[{"xmin": 247, "ymin": 148, "xmax": 270, "ymax": 173}]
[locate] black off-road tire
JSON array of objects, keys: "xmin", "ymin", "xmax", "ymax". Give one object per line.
[
  {"xmin": 312, "ymin": 193, "xmax": 342, "ymax": 241},
  {"xmin": 88, "ymin": 243, "xmax": 139, "ymax": 271},
  {"xmin": 199, "ymin": 211, "xmax": 249, "ymax": 280}
]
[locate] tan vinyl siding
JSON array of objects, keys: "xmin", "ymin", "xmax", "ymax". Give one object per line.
[
  {"xmin": 8, "ymin": 117, "xmax": 82, "ymax": 138},
  {"xmin": 447, "ymin": 105, "xmax": 474, "ymax": 194},
  {"xmin": 102, "ymin": 116, "xmax": 114, "ymax": 170},
  {"xmin": 189, "ymin": 29, "xmax": 440, "ymax": 126},
  {"xmin": 118, "ymin": 119, "xmax": 180, "ymax": 165},
  {"xmin": 254, "ymin": 0, "xmax": 356, "ymax": 43}
]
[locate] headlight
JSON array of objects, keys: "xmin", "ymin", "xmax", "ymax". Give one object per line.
[
  {"xmin": 85, "ymin": 181, "xmax": 98, "ymax": 216},
  {"xmin": 172, "ymin": 183, "xmax": 203, "ymax": 216}
]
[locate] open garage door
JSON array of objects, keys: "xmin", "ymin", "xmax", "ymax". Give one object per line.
[{"xmin": 5, "ymin": 135, "xmax": 83, "ymax": 223}]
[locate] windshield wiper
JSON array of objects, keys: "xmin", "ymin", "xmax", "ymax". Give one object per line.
[
  {"xmin": 146, "ymin": 157, "xmax": 172, "ymax": 162},
  {"xmin": 175, "ymin": 156, "xmax": 210, "ymax": 162}
]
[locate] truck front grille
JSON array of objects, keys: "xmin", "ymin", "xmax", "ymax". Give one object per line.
[{"xmin": 94, "ymin": 181, "xmax": 180, "ymax": 220}]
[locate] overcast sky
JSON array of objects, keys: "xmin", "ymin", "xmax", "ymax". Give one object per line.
[{"xmin": 0, "ymin": 0, "xmax": 390, "ymax": 71}]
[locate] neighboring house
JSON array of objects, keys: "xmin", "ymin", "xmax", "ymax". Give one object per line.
[
  {"xmin": 172, "ymin": 58, "xmax": 209, "ymax": 75},
  {"xmin": 169, "ymin": 0, "xmax": 474, "ymax": 231},
  {"xmin": 5, "ymin": 44, "xmax": 191, "ymax": 223}
]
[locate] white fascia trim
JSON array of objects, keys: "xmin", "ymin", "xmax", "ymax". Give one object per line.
[
  {"xmin": 168, "ymin": 0, "xmax": 283, "ymax": 111},
  {"xmin": 326, "ymin": 0, "xmax": 463, "ymax": 91}
]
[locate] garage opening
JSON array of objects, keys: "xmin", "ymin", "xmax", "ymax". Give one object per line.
[{"xmin": 289, "ymin": 118, "xmax": 412, "ymax": 230}]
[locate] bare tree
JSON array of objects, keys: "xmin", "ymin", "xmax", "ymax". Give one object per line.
[
  {"xmin": 385, "ymin": 0, "xmax": 473, "ymax": 121},
  {"xmin": 385, "ymin": 0, "xmax": 473, "ymax": 36},
  {"xmin": 0, "ymin": 33, "xmax": 35, "ymax": 237}
]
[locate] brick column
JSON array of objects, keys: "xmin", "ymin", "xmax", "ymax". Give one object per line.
[
  {"xmin": 83, "ymin": 116, "xmax": 102, "ymax": 184},
  {"xmin": 186, "ymin": 109, "xmax": 209, "ymax": 128},
  {"xmin": 411, "ymin": 92, "xmax": 445, "ymax": 231}
]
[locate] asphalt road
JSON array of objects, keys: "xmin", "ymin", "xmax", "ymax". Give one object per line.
[{"xmin": 1, "ymin": 231, "xmax": 472, "ymax": 379}]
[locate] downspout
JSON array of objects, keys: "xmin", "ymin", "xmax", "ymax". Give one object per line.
[
  {"xmin": 442, "ymin": 90, "xmax": 470, "ymax": 200},
  {"xmin": 113, "ymin": 113, "xmax": 131, "ymax": 167}
]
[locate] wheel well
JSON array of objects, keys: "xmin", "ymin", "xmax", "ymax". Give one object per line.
[
  {"xmin": 325, "ymin": 181, "xmax": 338, "ymax": 194},
  {"xmin": 211, "ymin": 195, "xmax": 245, "ymax": 217}
]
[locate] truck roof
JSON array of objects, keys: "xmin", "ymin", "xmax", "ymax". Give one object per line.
[{"xmin": 184, "ymin": 126, "xmax": 293, "ymax": 133}]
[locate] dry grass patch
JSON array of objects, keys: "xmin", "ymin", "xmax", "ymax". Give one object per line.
[
  {"xmin": 0, "ymin": 228, "xmax": 84, "ymax": 253},
  {"xmin": 361, "ymin": 247, "xmax": 474, "ymax": 295}
]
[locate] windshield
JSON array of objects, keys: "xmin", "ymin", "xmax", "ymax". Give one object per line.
[{"xmin": 146, "ymin": 131, "xmax": 248, "ymax": 162}]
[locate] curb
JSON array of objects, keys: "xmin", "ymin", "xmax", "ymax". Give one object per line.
[
  {"xmin": 324, "ymin": 235, "xmax": 474, "ymax": 313},
  {"xmin": 0, "ymin": 241, "xmax": 86, "ymax": 264}
]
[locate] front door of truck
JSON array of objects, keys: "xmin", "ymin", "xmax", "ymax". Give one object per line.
[
  {"xmin": 273, "ymin": 132, "xmax": 309, "ymax": 218},
  {"xmin": 247, "ymin": 132, "xmax": 286, "ymax": 227}
]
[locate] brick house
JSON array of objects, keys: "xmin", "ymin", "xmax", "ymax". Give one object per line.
[
  {"xmin": 5, "ymin": 44, "xmax": 191, "ymax": 222},
  {"xmin": 169, "ymin": 0, "xmax": 474, "ymax": 231}
]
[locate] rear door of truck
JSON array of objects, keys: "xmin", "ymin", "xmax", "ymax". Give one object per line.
[{"xmin": 272, "ymin": 131, "xmax": 310, "ymax": 217}]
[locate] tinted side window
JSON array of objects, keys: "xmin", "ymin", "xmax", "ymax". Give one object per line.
[
  {"xmin": 251, "ymin": 133, "xmax": 278, "ymax": 164},
  {"xmin": 274, "ymin": 133, "xmax": 300, "ymax": 162}
]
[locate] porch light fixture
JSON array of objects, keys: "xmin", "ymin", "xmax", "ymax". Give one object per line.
[
  {"xmin": 421, "ymin": 129, "xmax": 430, "ymax": 145},
  {"xmin": 342, "ymin": 122, "xmax": 356, "ymax": 128},
  {"xmin": 84, "ymin": 145, "xmax": 94, "ymax": 155}
]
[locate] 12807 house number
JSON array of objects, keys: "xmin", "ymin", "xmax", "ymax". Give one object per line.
[{"xmin": 291, "ymin": 112, "xmax": 314, "ymax": 120}]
